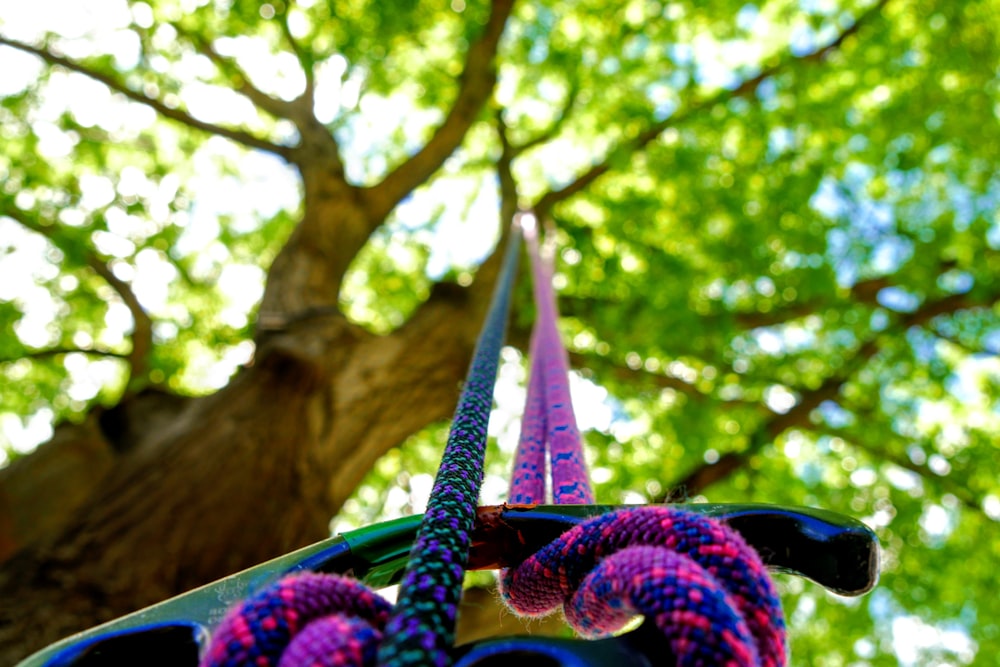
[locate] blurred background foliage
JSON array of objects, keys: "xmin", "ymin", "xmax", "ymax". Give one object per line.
[{"xmin": 1, "ymin": 0, "xmax": 999, "ymax": 663}]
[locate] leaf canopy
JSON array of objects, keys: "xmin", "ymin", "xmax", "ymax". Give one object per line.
[{"xmin": 2, "ymin": 0, "xmax": 999, "ymax": 663}]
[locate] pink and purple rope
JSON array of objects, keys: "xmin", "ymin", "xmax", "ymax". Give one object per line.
[
  {"xmin": 200, "ymin": 217, "xmax": 787, "ymax": 666},
  {"xmin": 502, "ymin": 219, "xmax": 786, "ymax": 666},
  {"xmin": 510, "ymin": 222, "xmax": 593, "ymax": 506},
  {"xmin": 200, "ymin": 572, "xmax": 391, "ymax": 667},
  {"xmin": 500, "ymin": 507, "xmax": 787, "ymax": 667}
]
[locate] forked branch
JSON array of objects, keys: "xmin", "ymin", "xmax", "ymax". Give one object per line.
[
  {"xmin": 170, "ymin": 22, "xmax": 304, "ymax": 124},
  {"xmin": 277, "ymin": 1, "xmax": 316, "ymax": 104},
  {"xmin": 0, "ymin": 347, "xmax": 131, "ymax": 364},
  {"xmin": 823, "ymin": 424, "xmax": 986, "ymax": 515},
  {"xmin": 2, "ymin": 207, "xmax": 154, "ymax": 387},
  {"xmin": 366, "ymin": 0, "xmax": 516, "ymax": 222},
  {"xmin": 0, "ymin": 35, "xmax": 292, "ymax": 159},
  {"xmin": 668, "ymin": 288, "xmax": 1000, "ymax": 496},
  {"xmin": 532, "ymin": 0, "xmax": 892, "ymax": 217}
]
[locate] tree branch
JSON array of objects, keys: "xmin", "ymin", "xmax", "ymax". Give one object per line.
[
  {"xmin": 0, "ymin": 347, "xmax": 130, "ymax": 364},
  {"xmin": 494, "ymin": 106, "xmax": 520, "ymax": 221},
  {"xmin": 820, "ymin": 424, "xmax": 986, "ymax": 515},
  {"xmin": 506, "ymin": 78, "xmax": 581, "ymax": 158},
  {"xmin": 731, "ymin": 276, "xmax": 890, "ymax": 328},
  {"xmin": 85, "ymin": 260, "xmax": 154, "ymax": 384},
  {"xmin": 2, "ymin": 207, "xmax": 154, "ymax": 386},
  {"xmin": 532, "ymin": 0, "xmax": 891, "ymax": 217},
  {"xmin": 410, "ymin": 103, "xmax": 521, "ymax": 348},
  {"xmin": 668, "ymin": 287, "xmax": 1000, "ymax": 496},
  {"xmin": 170, "ymin": 22, "xmax": 302, "ymax": 124},
  {"xmin": 0, "ymin": 35, "xmax": 292, "ymax": 160},
  {"xmin": 504, "ymin": 311, "xmax": 759, "ymax": 408},
  {"xmin": 930, "ymin": 327, "xmax": 988, "ymax": 356},
  {"xmin": 277, "ymin": 1, "xmax": 315, "ymax": 105},
  {"xmin": 365, "ymin": 0, "xmax": 515, "ymax": 221},
  {"xmin": 418, "ymin": 108, "xmax": 521, "ymax": 320},
  {"xmin": 568, "ymin": 348, "xmax": 758, "ymax": 406}
]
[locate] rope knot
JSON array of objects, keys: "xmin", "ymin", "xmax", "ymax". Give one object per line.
[
  {"xmin": 201, "ymin": 572, "xmax": 391, "ymax": 667},
  {"xmin": 500, "ymin": 506, "xmax": 787, "ymax": 667}
]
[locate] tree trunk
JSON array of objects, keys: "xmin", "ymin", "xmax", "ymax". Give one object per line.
[
  {"xmin": 0, "ymin": 0, "xmax": 521, "ymax": 651},
  {"xmin": 0, "ymin": 297, "xmax": 492, "ymax": 663},
  {"xmin": 0, "ymin": 160, "xmax": 507, "ymax": 663}
]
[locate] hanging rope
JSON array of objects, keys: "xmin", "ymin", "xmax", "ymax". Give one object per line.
[
  {"xmin": 500, "ymin": 213, "xmax": 787, "ymax": 667},
  {"xmin": 202, "ymin": 226, "xmax": 521, "ymax": 667},
  {"xmin": 202, "ymin": 214, "xmax": 787, "ymax": 667},
  {"xmin": 509, "ymin": 214, "xmax": 593, "ymax": 505},
  {"xmin": 374, "ymin": 227, "xmax": 521, "ymax": 667}
]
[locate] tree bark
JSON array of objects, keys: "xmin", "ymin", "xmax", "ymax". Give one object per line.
[
  {"xmin": 0, "ymin": 0, "xmax": 521, "ymax": 652},
  {"xmin": 0, "ymin": 287, "xmax": 496, "ymax": 663},
  {"xmin": 0, "ymin": 147, "xmax": 514, "ymax": 663}
]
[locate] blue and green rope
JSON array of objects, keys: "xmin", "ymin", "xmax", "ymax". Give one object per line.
[
  {"xmin": 201, "ymin": 216, "xmax": 788, "ymax": 667},
  {"xmin": 374, "ymin": 226, "xmax": 522, "ymax": 667}
]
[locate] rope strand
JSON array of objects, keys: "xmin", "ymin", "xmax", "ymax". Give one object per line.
[
  {"xmin": 203, "ymin": 217, "xmax": 787, "ymax": 667},
  {"xmin": 501, "ymin": 507, "xmax": 787, "ymax": 667},
  {"xmin": 200, "ymin": 573, "xmax": 391, "ymax": 667},
  {"xmin": 502, "ymin": 214, "xmax": 787, "ymax": 667},
  {"xmin": 510, "ymin": 216, "xmax": 593, "ymax": 505},
  {"xmin": 509, "ymin": 324, "xmax": 547, "ymax": 504},
  {"xmin": 375, "ymin": 227, "xmax": 522, "ymax": 667}
]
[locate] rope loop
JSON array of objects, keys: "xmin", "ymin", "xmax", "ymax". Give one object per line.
[
  {"xmin": 200, "ymin": 572, "xmax": 391, "ymax": 667},
  {"xmin": 201, "ymin": 220, "xmax": 788, "ymax": 667},
  {"xmin": 500, "ymin": 506, "xmax": 787, "ymax": 667}
]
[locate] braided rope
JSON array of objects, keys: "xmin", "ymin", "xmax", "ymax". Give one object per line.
[
  {"xmin": 375, "ymin": 228, "xmax": 522, "ymax": 667},
  {"xmin": 202, "ymin": 228, "xmax": 522, "ymax": 667},
  {"xmin": 202, "ymin": 218, "xmax": 788, "ymax": 667},
  {"xmin": 510, "ymin": 219, "xmax": 593, "ymax": 505},
  {"xmin": 509, "ymin": 325, "xmax": 547, "ymax": 504},
  {"xmin": 200, "ymin": 573, "xmax": 391, "ymax": 667},
  {"xmin": 503, "ymin": 216, "xmax": 787, "ymax": 667},
  {"xmin": 501, "ymin": 507, "xmax": 787, "ymax": 667}
]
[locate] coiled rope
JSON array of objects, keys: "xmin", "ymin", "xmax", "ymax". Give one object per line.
[
  {"xmin": 501, "ymin": 216, "xmax": 786, "ymax": 666},
  {"xmin": 202, "ymin": 216, "xmax": 787, "ymax": 667},
  {"xmin": 200, "ymin": 573, "xmax": 391, "ymax": 667}
]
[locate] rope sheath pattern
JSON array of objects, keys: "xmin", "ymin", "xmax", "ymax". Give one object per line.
[
  {"xmin": 374, "ymin": 228, "xmax": 522, "ymax": 667},
  {"xmin": 502, "ymin": 218, "xmax": 786, "ymax": 667},
  {"xmin": 201, "ymin": 219, "xmax": 788, "ymax": 667},
  {"xmin": 501, "ymin": 506, "xmax": 787, "ymax": 667},
  {"xmin": 509, "ymin": 325, "xmax": 547, "ymax": 503},
  {"xmin": 510, "ymin": 221, "xmax": 593, "ymax": 505},
  {"xmin": 202, "ymin": 228, "xmax": 522, "ymax": 667},
  {"xmin": 200, "ymin": 573, "xmax": 392, "ymax": 667}
]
